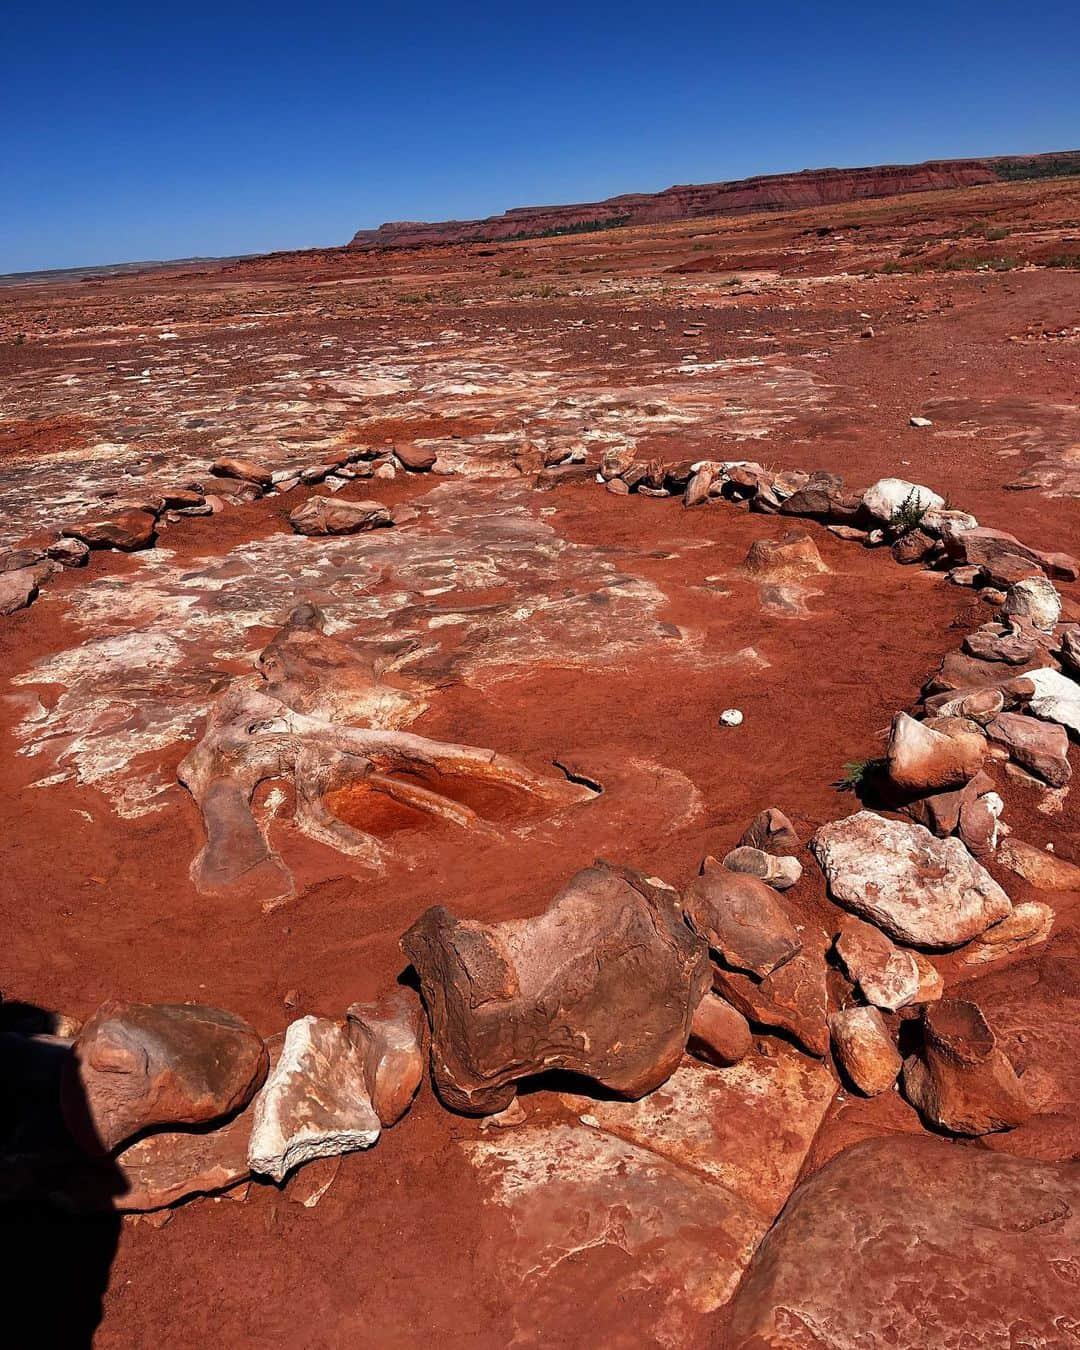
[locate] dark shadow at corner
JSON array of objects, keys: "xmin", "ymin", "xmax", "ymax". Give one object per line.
[{"xmin": 0, "ymin": 1005, "xmax": 125, "ymax": 1348}]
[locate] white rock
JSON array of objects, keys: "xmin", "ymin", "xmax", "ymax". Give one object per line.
[
  {"xmin": 720, "ymin": 709, "xmax": 744, "ymax": 727},
  {"xmin": 1025, "ymin": 668, "xmax": 1080, "ymax": 737},
  {"xmin": 248, "ymin": 1016, "xmax": 380, "ymax": 1183},
  {"xmin": 861, "ymin": 478, "xmax": 944, "ymax": 524},
  {"xmin": 810, "ymin": 811, "xmax": 1011, "ymax": 948},
  {"xmin": 1001, "ymin": 577, "xmax": 1061, "ymax": 633},
  {"xmin": 909, "ymin": 416, "xmax": 933, "ymax": 428}
]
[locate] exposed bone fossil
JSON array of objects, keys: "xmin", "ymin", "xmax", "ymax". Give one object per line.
[{"xmin": 178, "ymin": 604, "xmax": 590, "ymax": 901}]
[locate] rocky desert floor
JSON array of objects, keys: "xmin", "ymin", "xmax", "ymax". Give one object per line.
[{"xmin": 1, "ymin": 175, "xmax": 1079, "ymax": 1347}]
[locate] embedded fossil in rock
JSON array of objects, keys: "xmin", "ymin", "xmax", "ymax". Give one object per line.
[{"xmin": 178, "ymin": 604, "xmax": 591, "ymax": 901}]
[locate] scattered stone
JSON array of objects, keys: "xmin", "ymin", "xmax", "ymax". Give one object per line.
[
  {"xmin": 908, "ymin": 416, "xmax": 933, "ymax": 428},
  {"xmin": 810, "ymin": 811, "xmax": 1012, "ymax": 947},
  {"xmin": 885, "ymin": 710, "xmax": 985, "ymax": 793},
  {"xmin": 62, "ymin": 1002, "xmax": 268, "ymax": 1155},
  {"xmin": 389, "ymin": 502, "xmax": 420, "ymax": 526},
  {"xmin": 46, "ymin": 537, "xmax": 90, "ymax": 567},
  {"xmin": 901, "ymin": 767, "xmax": 995, "ymax": 837},
  {"xmin": 683, "ymin": 463, "xmax": 716, "ymax": 506},
  {"xmin": 1025, "ymin": 667, "xmax": 1080, "ymax": 736},
  {"xmin": 721, "ymin": 846, "xmax": 802, "ymax": 891},
  {"xmin": 712, "ymin": 941, "xmax": 830, "ymax": 1058},
  {"xmin": 210, "ymin": 455, "xmax": 274, "ymax": 488},
  {"xmin": 687, "ymin": 993, "xmax": 752, "ymax": 1066},
  {"xmin": 890, "ymin": 527, "xmax": 937, "ymax": 564},
  {"xmin": 738, "ymin": 807, "xmax": 800, "ymax": 854},
  {"xmin": 288, "ymin": 497, "xmax": 393, "ymax": 536},
  {"xmin": 394, "ymin": 443, "xmax": 437, "ymax": 471},
  {"xmin": 827, "ymin": 523, "xmax": 868, "ymax": 542},
  {"xmin": 718, "ymin": 707, "xmax": 743, "ymax": 727},
  {"xmin": 1001, "ymin": 576, "xmax": 1061, "ymax": 632},
  {"xmin": 345, "ymin": 987, "xmax": 425, "ymax": 1127},
  {"xmin": 911, "ymin": 951, "xmax": 944, "ymax": 1004},
  {"xmin": 682, "ymin": 859, "xmax": 802, "ymax": 978},
  {"xmin": 962, "ymin": 618, "xmax": 1044, "ymax": 666},
  {"xmin": 948, "ymin": 564, "xmax": 981, "ymax": 586},
  {"xmin": 828, "ymin": 1007, "xmax": 901, "ymax": 1095},
  {"xmin": 743, "ymin": 531, "xmax": 827, "ymax": 580},
  {"xmin": 957, "ymin": 791, "xmax": 1000, "ymax": 856},
  {"xmin": 248, "ymin": 1016, "xmax": 380, "ymax": 1182},
  {"xmin": 980, "ymin": 551, "xmax": 1046, "ymax": 588},
  {"xmin": 932, "ymin": 686, "xmax": 1005, "ymax": 723},
  {"xmin": 834, "ymin": 917, "xmax": 919, "ymax": 1011},
  {"xmin": 1061, "ymin": 627, "xmax": 1080, "ymax": 677},
  {"xmin": 941, "ymin": 522, "xmax": 1078, "ymax": 582},
  {"xmin": 479, "ymin": 1098, "xmax": 528, "ymax": 1130},
  {"xmin": 986, "ymin": 712, "xmax": 1071, "ymax": 787},
  {"xmin": 0, "ymin": 565, "xmax": 42, "ymax": 615},
  {"xmin": 997, "ymin": 837, "xmax": 1080, "ymax": 891},
  {"xmin": 964, "ymin": 901, "xmax": 1055, "ymax": 964},
  {"xmin": 902, "ymin": 998, "xmax": 1031, "ymax": 1135},
  {"xmin": 605, "ymin": 476, "xmax": 630, "ymax": 495},
  {"xmin": 725, "ymin": 1137, "xmax": 1080, "ymax": 1349},
  {"xmin": 861, "ymin": 477, "xmax": 943, "ymax": 523},
  {"xmin": 401, "ymin": 863, "xmax": 710, "ymax": 1114},
  {"xmin": 63, "ymin": 508, "xmax": 157, "ymax": 552}
]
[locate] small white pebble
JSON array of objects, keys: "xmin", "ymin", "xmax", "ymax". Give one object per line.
[
  {"xmin": 719, "ymin": 708, "xmax": 744, "ymax": 727},
  {"xmin": 579, "ymin": 1114, "xmax": 601, "ymax": 1128},
  {"xmin": 909, "ymin": 416, "xmax": 933, "ymax": 428}
]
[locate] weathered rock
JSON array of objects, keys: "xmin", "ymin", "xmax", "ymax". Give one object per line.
[
  {"xmin": 46, "ymin": 537, "xmax": 90, "ymax": 567},
  {"xmin": 400, "ymin": 864, "xmax": 711, "ymax": 1114},
  {"xmin": 911, "ymin": 951, "xmax": 944, "ymax": 1004},
  {"xmin": 901, "ymin": 768, "xmax": 995, "ymax": 837},
  {"xmin": 986, "ymin": 711, "xmax": 1071, "ymax": 787},
  {"xmin": 1061, "ymin": 626, "xmax": 1080, "ymax": 677},
  {"xmin": 777, "ymin": 472, "xmax": 852, "ymax": 520},
  {"xmin": 0, "ymin": 565, "xmax": 43, "ymax": 615},
  {"xmin": 394, "ymin": 443, "xmax": 437, "ymax": 471},
  {"xmin": 737, "ymin": 806, "xmax": 800, "ymax": 854},
  {"xmin": 712, "ymin": 939, "xmax": 830, "ymax": 1058},
  {"xmin": 886, "ymin": 710, "xmax": 985, "ymax": 793},
  {"xmin": 210, "ymin": 455, "xmax": 274, "ymax": 488},
  {"xmin": 827, "ymin": 1007, "xmax": 901, "ymax": 1095},
  {"xmin": 810, "ymin": 811, "xmax": 1011, "ymax": 947},
  {"xmin": 997, "ymin": 837, "xmax": 1080, "ymax": 891},
  {"xmin": 1025, "ymin": 667, "xmax": 1080, "ymax": 736},
  {"xmin": 930, "ymin": 685, "xmax": 1005, "ymax": 723},
  {"xmin": 605, "ymin": 475, "xmax": 630, "ymax": 495},
  {"xmin": 1001, "ymin": 576, "xmax": 1061, "ymax": 632},
  {"xmin": 682, "ymin": 860, "xmax": 801, "ymax": 978},
  {"xmin": 725, "ymin": 1136, "xmax": 1080, "ymax": 1349},
  {"xmin": 833, "ymin": 917, "xmax": 919, "ymax": 1011},
  {"xmin": 962, "ymin": 619, "xmax": 1044, "ymax": 666},
  {"xmin": 861, "ymin": 477, "xmax": 943, "ymax": 524},
  {"xmin": 721, "ymin": 846, "xmax": 802, "ymax": 890},
  {"xmin": 902, "ymin": 998, "xmax": 1031, "ymax": 1135},
  {"xmin": 345, "ymin": 987, "xmax": 425, "ymax": 1126},
  {"xmin": 941, "ymin": 522, "xmax": 1079, "ymax": 582},
  {"xmin": 890, "ymin": 526, "xmax": 937, "ymax": 564},
  {"xmin": 980, "ymin": 550, "xmax": 1046, "ymax": 588},
  {"xmin": 964, "ymin": 901, "xmax": 1055, "ymax": 964},
  {"xmin": 687, "ymin": 993, "xmax": 752, "ymax": 1066},
  {"xmin": 62, "ymin": 1002, "xmax": 268, "ymax": 1155},
  {"xmin": 248, "ymin": 1016, "xmax": 380, "ymax": 1181},
  {"xmin": 957, "ymin": 791, "xmax": 1000, "ymax": 856},
  {"xmin": 683, "ymin": 463, "xmax": 716, "ymax": 506},
  {"xmin": 288, "ymin": 496, "xmax": 392, "ymax": 536},
  {"xmin": 742, "ymin": 531, "xmax": 827, "ymax": 581},
  {"xmin": 62, "ymin": 508, "xmax": 157, "ymax": 551}
]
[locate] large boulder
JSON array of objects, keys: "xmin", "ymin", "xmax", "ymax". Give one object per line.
[
  {"xmin": 940, "ymin": 521, "xmax": 1079, "ymax": 581},
  {"xmin": 712, "ymin": 939, "xmax": 830, "ymax": 1058},
  {"xmin": 345, "ymin": 987, "xmax": 425, "ymax": 1126},
  {"xmin": 394, "ymin": 443, "xmax": 437, "ymax": 472},
  {"xmin": 902, "ymin": 998, "xmax": 1032, "ymax": 1135},
  {"xmin": 724, "ymin": 1136, "xmax": 1080, "ymax": 1348},
  {"xmin": 400, "ymin": 863, "xmax": 711, "ymax": 1114},
  {"xmin": 62, "ymin": 508, "xmax": 157, "ymax": 551},
  {"xmin": 288, "ymin": 496, "xmax": 392, "ymax": 536},
  {"xmin": 861, "ymin": 477, "xmax": 943, "ymax": 524},
  {"xmin": 833, "ymin": 917, "xmax": 919, "ymax": 1011},
  {"xmin": 248, "ymin": 1016, "xmax": 380, "ymax": 1181},
  {"xmin": 885, "ymin": 711, "xmax": 985, "ymax": 793},
  {"xmin": 210, "ymin": 455, "xmax": 274, "ymax": 488},
  {"xmin": 742, "ymin": 531, "xmax": 827, "ymax": 581},
  {"xmin": 682, "ymin": 860, "xmax": 801, "ymax": 977},
  {"xmin": 1001, "ymin": 576, "xmax": 1061, "ymax": 632},
  {"xmin": 0, "ymin": 565, "xmax": 44, "ymax": 615},
  {"xmin": 62, "ymin": 1002, "xmax": 268, "ymax": 1155},
  {"xmin": 810, "ymin": 811, "xmax": 1011, "ymax": 948},
  {"xmin": 986, "ymin": 711, "xmax": 1071, "ymax": 786}
]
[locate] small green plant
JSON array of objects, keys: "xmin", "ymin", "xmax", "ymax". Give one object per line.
[
  {"xmin": 836, "ymin": 759, "xmax": 874, "ymax": 792},
  {"xmin": 888, "ymin": 487, "xmax": 931, "ymax": 537}
]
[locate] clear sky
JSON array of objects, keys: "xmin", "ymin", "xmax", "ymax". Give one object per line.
[{"xmin": 4, "ymin": 0, "xmax": 1079, "ymax": 273}]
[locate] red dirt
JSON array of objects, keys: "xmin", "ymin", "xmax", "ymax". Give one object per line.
[{"xmin": 1, "ymin": 172, "xmax": 1078, "ymax": 1347}]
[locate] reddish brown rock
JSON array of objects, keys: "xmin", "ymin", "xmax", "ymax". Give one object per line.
[
  {"xmin": 743, "ymin": 530, "xmax": 827, "ymax": 581},
  {"xmin": 62, "ymin": 1002, "xmax": 268, "ymax": 1155},
  {"xmin": 963, "ymin": 901, "xmax": 1055, "ymax": 964},
  {"xmin": 902, "ymin": 998, "xmax": 1032, "ymax": 1135},
  {"xmin": 688, "ymin": 993, "xmax": 752, "ymax": 1066},
  {"xmin": 682, "ymin": 859, "xmax": 801, "ymax": 978},
  {"xmin": 712, "ymin": 939, "xmax": 830, "ymax": 1058},
  {"xmin": 986, "ymin": 711, "xmax": 1071, "ymax": 787},
  {"xmin": 720, "ymin": 846, "xmax": 802, "ymax": 890},
  {"xmin": 911, "ymin": 951, "xmax": 944, "ymax": 1004},
  {"xmin": 62, "ymin": 508, "xmax": 157, "ymax": 552},
  {"xmin": 683, "ymin": 463, "xmax": 717, "ymax": 506},
  {"xmin": 900, "ymin": 768, "xmax": 995, "ymax": 836},
  {"xmin": 890, "ymin": 526, "xmax": 937, "ymax": 564},
  {"xmin": 833, "ymin": 917, "xmax": 919, "ymax": 1011},
  {"xmin": 210, "ymin": 455, "xmax": 274, "ymax": 488},
  {"xmin": 962, "ymin": 620, "xmax": 1043, "ymax": 665},
  {"xmin": 827, "ymin": 1006, "xmax": 901, "ymax": 1095},
  {"xmin": 45, "ymin": 536, "xmax": 90, "ymax": 567},
  {"xmin": 737, "ymin": 806, "xmax": 800, "ymax": 854},
  {"xmin": 996, "ymin": 837, "xmax": 1080, "ymax": 892},
  {"xmin": 885, "ymin": 710, "xmax": 986, "ymax": 793},
  {"xmin": 288, "ymin": 496, "xmax": 392, "ymax": 536},
  {"xmin": 0, "ymin": 565, "xmax": 44, "ymax": 615},
  {"xmin": 724, "ymin": 1136, "xmax": 1080, "ymax": 1349},
  {"xmin": 941, "ymin": 521, "xmax": 1078, "ymax": 582},
  {"xmin": 957, "ymin": 792, "xmax": 1000, "ymax": 856},
  {"xmin": 400, "ymin": 863, "xmax": 711, "ymax": 1114},
  {"xmin": 346, "ymin": 987, "xmax": 425, "ymax": 1126},
  {"xmin": 394, "ymin": 443, "xmax": 437, "ymax": 472}
]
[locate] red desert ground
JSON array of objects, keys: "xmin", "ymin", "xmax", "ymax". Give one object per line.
[{"xmin": 2, "ymin": 152, "xmax": 1080, "ymax": 1346}]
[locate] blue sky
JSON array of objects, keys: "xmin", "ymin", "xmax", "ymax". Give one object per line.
[{"xmin": 3, "ymin": 1, "xmax": 1079, "ymax": 272}]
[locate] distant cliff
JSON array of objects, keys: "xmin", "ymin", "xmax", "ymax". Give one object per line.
[{"xmin": 347, "ymin": 151, "xmax": 1080, "ymax": 250}]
